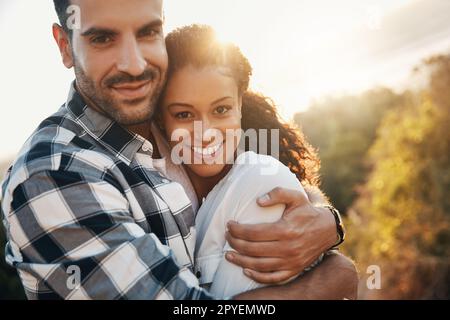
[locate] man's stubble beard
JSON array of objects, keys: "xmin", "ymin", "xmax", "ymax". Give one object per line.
[{"xmin": 73, "ymin": 60, "xmax": 167, "ymax": 126}]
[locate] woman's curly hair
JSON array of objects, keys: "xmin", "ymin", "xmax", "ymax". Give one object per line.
[{"xmin": 165, "ymin": 24, "xmax": 320, "ymax": 186}]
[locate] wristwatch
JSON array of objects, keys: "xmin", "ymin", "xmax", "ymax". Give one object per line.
[{"xmin": 324, "ymin": 205, "xmax": 345, "ymax": 249}]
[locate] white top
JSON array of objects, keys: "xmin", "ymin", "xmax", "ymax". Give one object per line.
[
  {"xmin": 193, "ymin": 151, "xmax": 307, "ymax": 298},
  {"xmin": 151, "ymin": 124, "xmax": 318, "ymax": 298}
]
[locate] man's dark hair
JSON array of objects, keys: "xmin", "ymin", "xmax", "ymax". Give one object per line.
[{"xmin": 53, "ymin": 0, "xmax": 72, "ymax": 33}]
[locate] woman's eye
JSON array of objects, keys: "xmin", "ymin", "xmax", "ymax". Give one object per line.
[
  {"xmin": 214, "ymin": 106, "xmax": 231, "ymax": 115},
  {"xmin": 175, "ymin": 112, "xmax": 193, "ymax": 119}
]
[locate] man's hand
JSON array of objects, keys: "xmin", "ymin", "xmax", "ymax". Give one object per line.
[{"xmin": 225, "ymin": 186, "xmax": 339, "ymax": 284}]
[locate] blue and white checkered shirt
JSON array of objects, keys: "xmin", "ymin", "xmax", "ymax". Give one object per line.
[{"xmin": 1, "ymin": 84, "xmax": 214, "ymax": 300}]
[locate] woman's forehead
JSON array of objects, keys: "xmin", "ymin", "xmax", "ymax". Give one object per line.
[{"xmin": 164, "ymin": 66, "xmax": 239, "ymax": 103}]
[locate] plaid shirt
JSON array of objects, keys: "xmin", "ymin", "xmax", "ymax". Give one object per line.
[{"xmin": 1, "ymin": 84, "xmax": 214, "ymax": 300}]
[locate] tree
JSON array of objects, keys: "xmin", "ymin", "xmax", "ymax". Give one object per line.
[
  {"xmin": 345, "ymin": 55, "xmax": 450, "ymax": 299},
  {"xmin": 295, "ymin": 88, "xmax": 409, "ymax": 212}
]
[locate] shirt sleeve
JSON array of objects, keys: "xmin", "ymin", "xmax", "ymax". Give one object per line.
[
  {"xmin": 196, "ymin": 155, "xmax": 308, "ymax": 298},
  {"xmin": 6, "ymin": 169, "xmax": 214, "ymax": 300}
]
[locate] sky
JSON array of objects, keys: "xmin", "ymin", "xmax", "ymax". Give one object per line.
[{"xmin": 1, "ymin": 0, "xmax": 450, "ymax": 157}]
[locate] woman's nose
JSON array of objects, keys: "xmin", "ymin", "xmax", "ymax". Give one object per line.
[{"xmin": 200, "ymin": 118, "xmax": 223, "ymax": 145}]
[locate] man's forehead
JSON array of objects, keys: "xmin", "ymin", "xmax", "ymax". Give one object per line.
[{"xmin": 72, "ymin": 0, "xmax": 163, "ymax": 31}]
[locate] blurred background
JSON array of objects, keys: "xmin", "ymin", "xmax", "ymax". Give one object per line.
[{"xmin": 1, "ymin": 0, "xmax": 449, "ymax": 299}]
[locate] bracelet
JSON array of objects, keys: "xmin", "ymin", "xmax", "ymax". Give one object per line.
[{"xmin": 324, "ymin": 205, "xmax": 345, "ymax": 248}]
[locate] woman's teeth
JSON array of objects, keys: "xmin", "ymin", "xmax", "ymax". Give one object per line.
[{"xmin": 192, "ymin": 143, "xmax": 222, "ymax": 156}]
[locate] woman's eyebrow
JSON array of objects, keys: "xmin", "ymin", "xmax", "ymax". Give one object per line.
[
  {"xmin": 210, "ymin": 96, "xmax": 233, "ymax": 105},
  {"xmin": 166, "ymin": 97, "xmax": 233, "ymax": 109},
  {"xmin": 167, "ymin": 102, "xmax": 194, "ymax": 109}
]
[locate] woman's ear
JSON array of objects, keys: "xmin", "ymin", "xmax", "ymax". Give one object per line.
[{"xmin": 52, "ymin": 23, "xmax": 74, "ymax": 69}]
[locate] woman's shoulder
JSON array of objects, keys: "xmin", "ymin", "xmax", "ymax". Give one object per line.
[
  {"xmin": 234, "ymin": 151, "xmax": 283, "ymax": 166},
  {"xmin": 223, "ymin": 151, "xmax": 305, "ymax": 210},
  {"xmin": 229, "ymin": 151, "xmax": 299, "ymax": 186},
  {"xmin": 234, "ymin": 151, "xmax": 286, "ymax": 172}
]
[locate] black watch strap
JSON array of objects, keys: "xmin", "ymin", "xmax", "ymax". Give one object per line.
[{"xmin": 324, "ymin": 205, "xmax": 345, "ymax": 249}]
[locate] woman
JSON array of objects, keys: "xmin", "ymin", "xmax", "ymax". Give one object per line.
[{"xmin": 154, "ymin": 25, "xmax": 322, "ymax": 298}]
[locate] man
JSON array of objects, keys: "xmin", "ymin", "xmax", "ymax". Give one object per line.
[{"xmin": 0, "ymin": 0, "xmax": 357, "ymax": 299}]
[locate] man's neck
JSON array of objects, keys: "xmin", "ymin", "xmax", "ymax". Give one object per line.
[
  {"xmin": 75, "ymin": 82, "xmax": 107, "ymax": 119},
  {"xmin": 126, "ymin": 123, "xmax": 151, "ymax": 141},
  {"xmin": 74, "ymin": 83, "xmax": 160, "ymax": 157}
]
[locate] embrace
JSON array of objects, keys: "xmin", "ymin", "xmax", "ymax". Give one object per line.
[{"xmin": 1, "ymin": 0, "xmax": 357, "ymax": 300}]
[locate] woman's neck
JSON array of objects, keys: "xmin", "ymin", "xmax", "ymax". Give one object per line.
[{"xmin": 186, "ymin": 165, "xmax": 232, "ymax": 203}]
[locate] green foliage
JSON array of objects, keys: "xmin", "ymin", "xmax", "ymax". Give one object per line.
[
  {"xmin": 344, "ymin": 55, "xmax": 450, "ymax": 299},
  {"xmin": 295, "ymin": 88, "xmax": 410, "ymax": 212},
  {"xmin": 294, "ymin": 54, "xmax": 450, "ymax": 299}
]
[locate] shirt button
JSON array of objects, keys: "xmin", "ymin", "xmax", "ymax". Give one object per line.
[
  {"xmin": 161, "ymin": 178, "xmax": 170, "ymax": 184},
  {"xmin": 196, "ymin": 271, "xmax": 202, "ymax": 279},
  {"xmin": 142, "ymin": 142, "xmax": 153, "ymax": 153}
]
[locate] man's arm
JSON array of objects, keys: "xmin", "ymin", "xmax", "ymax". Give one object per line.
[
  {"xmin": 234, "ymin": 251, "xmax": 358, "ymax": 300},
  {"xmin": 225, "ymin": 186, "xmax": 341, "ymax": 284},
  {"xmin": 4, "ymin": 170, "xmax": 213, "ymax": 300}
]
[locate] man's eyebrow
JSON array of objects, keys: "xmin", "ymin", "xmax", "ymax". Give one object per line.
[
  {"xmin": 81, "ymin": 27, "xmax": 118, "ymax": 37},
  {"xmin": 80, "ymin": 20, "xmax": 163, "ymax": 37}
]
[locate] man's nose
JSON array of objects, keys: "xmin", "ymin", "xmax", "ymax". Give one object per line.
[{"xmin": 116, "ymin": 37, "xmax": 147, "ymax": 76}]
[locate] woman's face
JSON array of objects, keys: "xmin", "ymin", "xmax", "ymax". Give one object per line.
[{"xmin": 160, "ymin": 65, "xmax": 242, "ymax": 177}]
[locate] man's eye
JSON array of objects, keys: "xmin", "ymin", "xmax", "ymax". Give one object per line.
[
  {"xmin": 140, "ymin": 28, "xmax": 161, "ymax": 39},
  {"xmin": 175, "ymin": 112, "xmax": 193, "ymax": 119},
  {"xmin": 214, "ymin": 106, "xmax": 231, "ymax": 115},
  {"xmin": 91, "ymin": 36, "xmax": 112, "ymax": 44}
]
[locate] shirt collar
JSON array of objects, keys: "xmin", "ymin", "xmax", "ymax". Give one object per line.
[{"xmin": 65, "ymin": 81, "xmax": 152, "ymax": 165}]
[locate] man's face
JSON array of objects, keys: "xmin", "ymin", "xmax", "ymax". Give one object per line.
[{"xmin": 68, "ymin": 0, "xmax": 168, "ymax": 125}]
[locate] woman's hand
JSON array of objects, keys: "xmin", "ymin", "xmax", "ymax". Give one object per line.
[{"xmin": 225, "ymin": 187, "xmax": 339, "ymax": 284}]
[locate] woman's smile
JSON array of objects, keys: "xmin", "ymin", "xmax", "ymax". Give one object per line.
[{"xmin": 191, "ymin": 141, "xmax": 224, "ymax": 162}]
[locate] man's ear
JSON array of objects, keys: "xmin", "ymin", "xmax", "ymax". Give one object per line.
[{"xmin": 52, "ymin": 23, "xmax": 74, "ymax": 69}]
